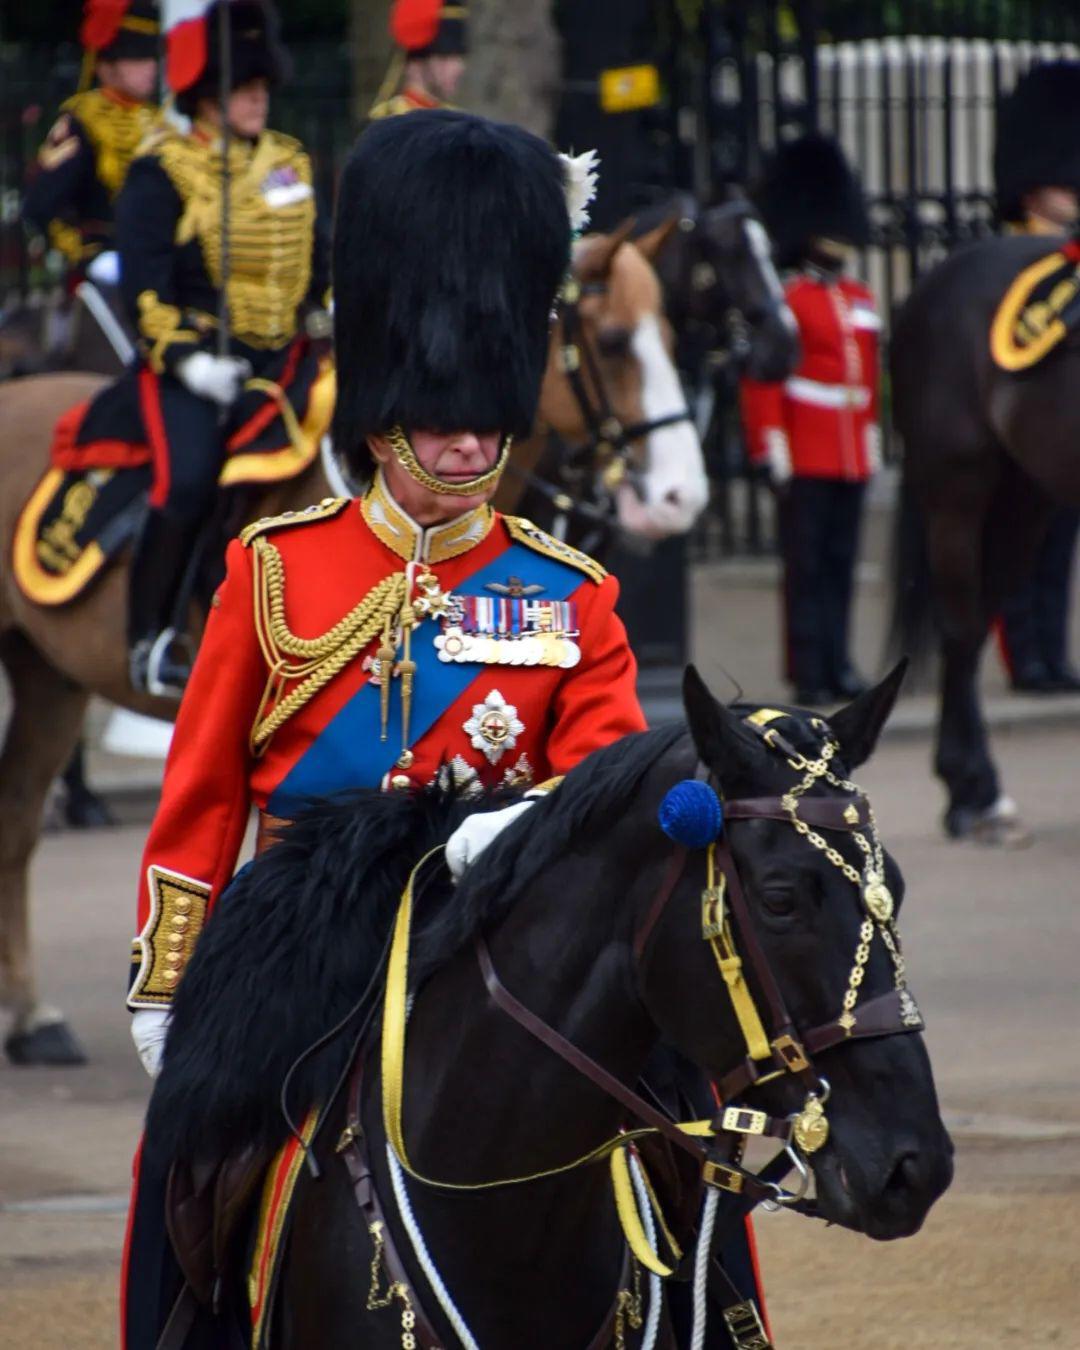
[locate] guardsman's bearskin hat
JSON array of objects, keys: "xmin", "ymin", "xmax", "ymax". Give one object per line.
[
  {"xmin": 755, "ymin": 133, "xmax": 870, "ymax": 268},
  {"xmin": 81, "ymin": 1, "xmax": 160, "ymax": 62},
  {"xmin": 391, "ymin": 0, "xmax": 468, "ymax": 58},
  {"xmin": 994, "ymin": 62, "xmax": 1080, "ymax": 225},
  {"xmin": 332, "ymin": 110, "xmax": 572, "ymax": 479},
  {"xmin": 169, "ymin": 1, "xmax": 291, "ymax": 117}
]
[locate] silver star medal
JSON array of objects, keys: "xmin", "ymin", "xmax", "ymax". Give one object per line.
[{"xmin": 464, "ymin": 690, "xmax": 525, "ymax": 765}]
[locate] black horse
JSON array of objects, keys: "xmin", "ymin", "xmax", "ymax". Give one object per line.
[
  {"xmin": 891, "ymin": 232, "xmax": 1080, "ymax": 841},
  {"xmin": 149, "ymin": 665, "xmax": 952, "ymax": 1347}
]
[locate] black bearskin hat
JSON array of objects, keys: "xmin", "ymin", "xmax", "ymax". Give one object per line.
[
  {"xmin": 391, "ymin": 0, "xmax": 467, "ymax": 58},
  {"xmin": 82, "ymin": 1, "xmax": 159, "ymax": 62},
  {"xmin": 172, "ymin": 1, "xmax": 291, "ymax": 117},
  {"xmin": 755, "ymin": 133, "xmax": 870, "ymax": 268},
  {"xmin": 332, "ymin": 110, "xmax": 571, "ymax": 479},
  {"xmin": 994, "ymin": 62, "xmax": 1080, "ymax": 225}
]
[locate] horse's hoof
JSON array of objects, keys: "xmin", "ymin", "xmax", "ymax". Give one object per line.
[
  {"xmin": 4, "ymin": 1019, "xmax": 88, "ymax": 1066},
  {"xmin": 944, "ymin": 797, "xmax": 1032, "ymax": 848},
  {"xmin": 63, "ymin": 790, "xmax": 116, "ymax": 830}
]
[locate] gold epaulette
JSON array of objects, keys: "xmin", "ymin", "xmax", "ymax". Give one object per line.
[
  {"xmin": 368, "ymin": 94, "xmax": 424, "ymax": 120},
  {"xmin": 503, "ymin": 515, "xmax": 608, "ymax": 584},
  {"xmin": 240, "ymin": 496, "xmax": 350, "ymax": 548}
]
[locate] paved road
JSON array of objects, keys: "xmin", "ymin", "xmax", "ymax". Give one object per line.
[{"xmin": 2, "ymin": 724, "xmax": 1079, "ymax": 1347}]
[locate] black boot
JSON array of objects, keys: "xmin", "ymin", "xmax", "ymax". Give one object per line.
[{"xmin": 128, "ymin": 512, "xmax": 197, "ymax": 698}]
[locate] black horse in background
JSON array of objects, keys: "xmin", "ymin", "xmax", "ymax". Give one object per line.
[
  {"xmin": 891, "ymin": 232, "xmax": 1080, "ymax": 843},
  {"xmin": 148, "ymin": 666, "xmax": 952, "ymax": 1348}
]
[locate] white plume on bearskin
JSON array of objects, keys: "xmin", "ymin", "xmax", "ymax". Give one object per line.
[{"xmin": 559, "ymin": 149, "xmax": 600, "ymax": 234}]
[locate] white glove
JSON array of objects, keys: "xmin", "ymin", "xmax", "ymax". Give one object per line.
[
  {"xmin": 175, "ymin": 351, "xmax": 252, "ymax": 407},
  {"xmin": 864, "ymin": 422, "xmax": 883, "ymax": 474},
  {"xmin": 445, "ymin": 800, "xmax": 535, "ymax": 880},
  {"xmin": 131, "ymin": 1006, "xmax": 170, "ymax": 1078},
  {"xmin": 764, "ymin": 427, "xmax": 792, "ymax": 486},
  {"xmin": 86, "ymin": 250, "xmax": 121, "ymax": 286}
]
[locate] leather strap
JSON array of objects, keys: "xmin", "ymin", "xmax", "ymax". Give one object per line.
[
  {"xmin": 803, "ymin": 987, "xmax": 923, "ymax": 1055},
  {"xmin": 155, "ymin": 1285, "xmax": 199, "ymax": 1350},
  {"xmin": 632, "ymin": 846, "xmax": 689, "ymax": 962},
  {"xmin": 724, "ymin": 795, "xmax": 869, "ymax": 831},
  {"xmin": 256, "ymin": 811, "xmax": 291, "ymax": 856}
]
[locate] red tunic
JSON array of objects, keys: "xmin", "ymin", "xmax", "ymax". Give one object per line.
[
  {"xmin": 740, "ymin": 272, "xmax": 881, "ymax": 481},
  {"xmin": 127, "ymin": 483, "xmax": 647, "ymax": 1007}
]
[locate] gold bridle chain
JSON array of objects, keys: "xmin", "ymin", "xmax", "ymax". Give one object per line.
[{"xmin": 774, "ymin": 735, "xmax": 911, "ymax": 1030}]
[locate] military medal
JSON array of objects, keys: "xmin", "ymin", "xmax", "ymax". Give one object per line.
[
  {"xmin": 464, "ymin": 690, "xmax": 525, "ymax": 765},
  {"xmin": 435, "ymin": 593, "xmax": 580, "ymax": 667}
]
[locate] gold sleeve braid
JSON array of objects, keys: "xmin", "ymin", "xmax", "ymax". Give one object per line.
[
  {"xmin": 128, "ymin": 865, "xmax": 210, "ymax": 1007},
  {"xmin": 137, "ymin": 289, "xmax": 202, "ymax": 372},
  {"xmin": 249, "ymin": 536, "xmax": 409, "ymax": 754}
]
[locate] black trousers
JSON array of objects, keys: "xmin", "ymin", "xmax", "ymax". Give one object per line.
[
  {"xmin": 779, "ymin": 476, "xmax": 867, "ymax": 693},
  {"xmin": 999, "ymin": 506, "xmax": 1080, "ymax": 680}
]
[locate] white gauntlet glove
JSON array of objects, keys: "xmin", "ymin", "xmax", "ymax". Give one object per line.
[
  {"xmin": 864, "ymin": 422, "xmax": 883, "ymax": 474},
  {"xmin": 86, "ymin": 249, "xmax": 120, "ymax": 286},
  {"xmin": 445, "ymin": 800, "xmax": 535, "ymax": 880},
  {"xmin": 131, "ymin": 1006, "xmax": 170, "ymax": 1078},
  {"xmin": 764, "ymin": 427, "xmax": 792, "ymax": 486},
  {"xmin": 175, "ymin": 351, "xmax": 252, "ymax": 407}
]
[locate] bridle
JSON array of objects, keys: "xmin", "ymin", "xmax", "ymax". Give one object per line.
[{"xmin": 509, "ymin": 274, "xmax": 695, "ymax": 547}]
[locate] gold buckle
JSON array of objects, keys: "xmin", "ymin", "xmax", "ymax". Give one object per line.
[
  {"xmin": 720, "ymin": 1106, "xmax": 768, "ymax": 1136},
  {"xmin": 722, "ymin": 1299, "xmax": 773, "ymax": 1349},
  {"xmin": 772, "ymin": 1034, "xmax": 810, "ymax": 1074},
  {"xmin": 701, "ymin": 875, "xmax": 726, "ymax": 940},
  {"xmin": 702, "ymin": 1160, "xmax": 744, "ymax": 1193}
]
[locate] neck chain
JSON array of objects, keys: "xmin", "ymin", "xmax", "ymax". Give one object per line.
[{"xmin": 387, "ymin": 425, "xmax": 511, "ymax": 498}]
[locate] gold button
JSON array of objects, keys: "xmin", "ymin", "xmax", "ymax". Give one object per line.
[
  {"xmin": 163, "ymin": 969, "xmax": 180, "ymax": 985},
  {"xmin": 164, "ymin": 951, "xmax": 182, "ymax": 967},
  {"xmin": 390, "ymin": 774, "xmax": 411, "ymax": 790},
  {"xmin": 166, "ymin": 933, "xmax": 184, "ymax": 950},
  {"xmin": 171, "ymin": 915, "xmax": 189, "ymax": 931},
  {"xmin": 174, "ymin": 897, "xmax": 192, "ymax": 915},
  {"xmin": 396, "ymin": 750, "xmax": 415, "ymax": 770}
]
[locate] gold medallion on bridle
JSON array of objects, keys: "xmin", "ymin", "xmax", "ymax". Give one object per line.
[
  {"xmin": 791, "ymin": 1095, "xmax": 830, "ymax": 1155},
  {"xmin": 863, "ymin": 878, "xmax": 894, "ymax": 923}
]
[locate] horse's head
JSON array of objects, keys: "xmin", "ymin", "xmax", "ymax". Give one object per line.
[
  {"xmin": 636, "ymin": 664, "xmax": 953, "ymax": 1240},
  {"xmin": 539, "ymin": 223, "xmax": 708, "ymax": 540},
  {"xmin": 683, "ymin": 186, "xmax": 800, "ymax": 383}
]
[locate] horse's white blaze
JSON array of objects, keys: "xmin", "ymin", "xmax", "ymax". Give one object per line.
[
  {"xmin": 744, "ymin": 218, "xmax": 797, "ymax": 334},
  {"xmin": 624, "ymin": 313, "xmax": 708, "ymax": 538}
]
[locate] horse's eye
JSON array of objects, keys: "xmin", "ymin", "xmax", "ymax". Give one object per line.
[
  {"xmin": 760, "ymin": 886, "xmax": 798, "ymax": 919},
  {"xmin": 596, "ymin": 325, "xmax": 632, "ymax": 358}
]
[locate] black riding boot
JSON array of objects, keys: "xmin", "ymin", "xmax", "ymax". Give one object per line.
[{"xmin": 128, "ymin": 512, "xmax": 198, "ymax": 698}]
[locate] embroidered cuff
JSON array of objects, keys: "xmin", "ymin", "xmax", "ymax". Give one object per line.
[{"xmin": 127, "ymin": 864, "xmax": 210, "ymax": 1007}]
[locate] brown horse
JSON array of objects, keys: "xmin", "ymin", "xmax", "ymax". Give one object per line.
[
  {"xmin": 0, "ymin": 228, "xmax": 689, "ymax": 1065},
  {"xmin": 891, "ymin": 232, "xmax": 1080, "ymax": 842}
]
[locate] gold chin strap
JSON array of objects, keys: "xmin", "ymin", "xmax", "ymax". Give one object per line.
[{"xmin": 387, "ymin": 425, "xmax": 511, "ymax": 497}]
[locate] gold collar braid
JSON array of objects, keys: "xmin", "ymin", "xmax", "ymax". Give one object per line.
[{"xmin": 387, "ymin": 425, "xmax": 510, "ymax": 497}]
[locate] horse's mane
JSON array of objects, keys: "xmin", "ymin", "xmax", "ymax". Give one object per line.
[{"xmin": 146, "ymin": 725, "xmax": 686, "ymax": 1164}]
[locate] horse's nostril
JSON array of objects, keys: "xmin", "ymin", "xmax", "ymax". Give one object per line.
[{"xmin": 884, "ymin": 1150, "xmax": 923, "ymax": 1196}]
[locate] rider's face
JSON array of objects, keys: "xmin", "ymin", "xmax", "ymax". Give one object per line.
[
  {"xmin": 97, "ymin": 57, "xmax": 157, "ymax": 102},
  {"xmin": 369, "ymin": 429, "xmax": 503, "ymax": 525},
  {"xmin": 423, "ymin": 55, "xmax": 466, "ymax": 101},
  {"xmin": 226, "ymin": 79, "xmax": 270, "ymax": 138}
]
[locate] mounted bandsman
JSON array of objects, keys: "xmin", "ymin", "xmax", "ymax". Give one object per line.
[
  {"xmin": 120, "ymin": 108, "xmax": 768, "ymax": 1348},
  {"xmin": 48, "ymin": 0, "xmax": 333, "ymax": 699},
  {"xmin": 993, "ymin": 61, "xmax": 1080, "ymax": 693},
  {"xmin": 23, "ymin": 1, "xmax": 165, "ymax": 291},
  {"xmin": 368, "ymin": 0, "xmax": 468, "ymax": 119},
  {"xmin": 740, "ymin": 132, "xmax": 879, "ymax": 706}
]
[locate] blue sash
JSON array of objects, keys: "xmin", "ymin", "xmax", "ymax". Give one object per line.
[{"xmin": 268, "ymin": 541, "xmax": 586, "ymax": 814}]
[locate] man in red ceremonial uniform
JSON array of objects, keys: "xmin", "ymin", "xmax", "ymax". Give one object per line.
[
  {"xmin": 368, "ymin": 0, "xmax": 467, "ymax": 119},
  {"xmin": 741, "ymin": 134, "xmax": 880, "ymax": 705}
]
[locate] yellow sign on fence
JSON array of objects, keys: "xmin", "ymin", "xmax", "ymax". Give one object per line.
[{"xmin": 599, "ymin": 64, "xmax": 661, "ymax": 113}]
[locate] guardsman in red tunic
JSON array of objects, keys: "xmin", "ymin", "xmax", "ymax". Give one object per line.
[
  {"xmin": 368, "ymin": 0, "xmax": 467, "ymax": 119},
  {"xmin": 740, "ymin": 134, "xmax": 879, "ymax": 705},
  {"xmin": 22, "ymin": 1, "xmax": 164, "ymax": 290},
  {"xmin": 120, "ymin": 109, "xmax": 648, "ymax": 1348},
  {"xmin": 993, "ymin": 62, "xmax": 1080, "ymax": 693}
]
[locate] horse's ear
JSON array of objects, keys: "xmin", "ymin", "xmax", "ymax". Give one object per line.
[
  {"xmin": 683, "ymin": 665, "xmax": 759, "ymax": 780},
  {"xmin": 579, "ymin": 217, "xmax": 637, "ymax": 278},
  {"xmin": 826, "ymin": 659, "xmax": 908, "ymax": 769},
  {"xmin": 635, "ymin": 215, "xmax": 681, "ymax": 263}
]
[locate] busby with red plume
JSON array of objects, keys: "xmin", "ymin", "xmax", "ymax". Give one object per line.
[
  {"xmin": 167, "ymin": 0, "xmax": 290, "ymax": 116},
  {"xmin": 332, "ymin": 110, "xmax": 572, "ymax": 479},
  {"xmin": 390, "ymin": 0, "xmax": 467, "ymax": 58},
  {"xmin": 80, "ymin": 0, "xmax": 159, "ymax": 61},
  {"xmin": 755, "ymin": 133, "xmax": 870, "ymax": 269},
  {"xmin": 994, "ymin": 62, "xmax": 1080, "ymax": 226}
]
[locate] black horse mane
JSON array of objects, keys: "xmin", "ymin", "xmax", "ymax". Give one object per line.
[{"xmin": 147, "ymin": 725, "xmax": 686, "ymax": 1165}]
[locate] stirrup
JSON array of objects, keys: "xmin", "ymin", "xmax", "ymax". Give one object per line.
[{"xmin": 145, "ymin": 628, "xmax": 194, "ymax": 699}]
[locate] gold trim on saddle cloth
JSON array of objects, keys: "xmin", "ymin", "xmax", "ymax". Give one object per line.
[
  {"xmin": 218, "ymin": 359, "xmax": 337, "ymax": 488},
  {"xmin": 13, "ymin": 467, "xmax": 109, "ymax": 607},
  {"xmin": 127, "ymin": 865, "xmax": 211, "ymax": 1008},
  {"xmin": 361, "ymin": 468, "xmax": 494, "ymax": 564},
  {"xmin": 248, "ymin": 1106, "xmax": 320, "ymax": 1350},
  {"xmin": 990, "ymin": 249, "xmax": 1080, "ymax": 372}
]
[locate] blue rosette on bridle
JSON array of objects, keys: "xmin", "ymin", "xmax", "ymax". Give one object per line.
[{"xmin": 658, "ymin": 779, "xmax": 724, "ymax": 848}]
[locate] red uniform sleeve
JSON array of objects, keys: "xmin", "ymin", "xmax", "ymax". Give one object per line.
[
  {"xmin": 127, "ymin": 539, "xmax": 266, "ymax": 1008},
  {"xmin": 545, "ymin": 574, "xmax": 648, "ymax": 775},
  {"xmin": 738, "ymin": 378, "xmax": 786, "ymax": 465}
]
